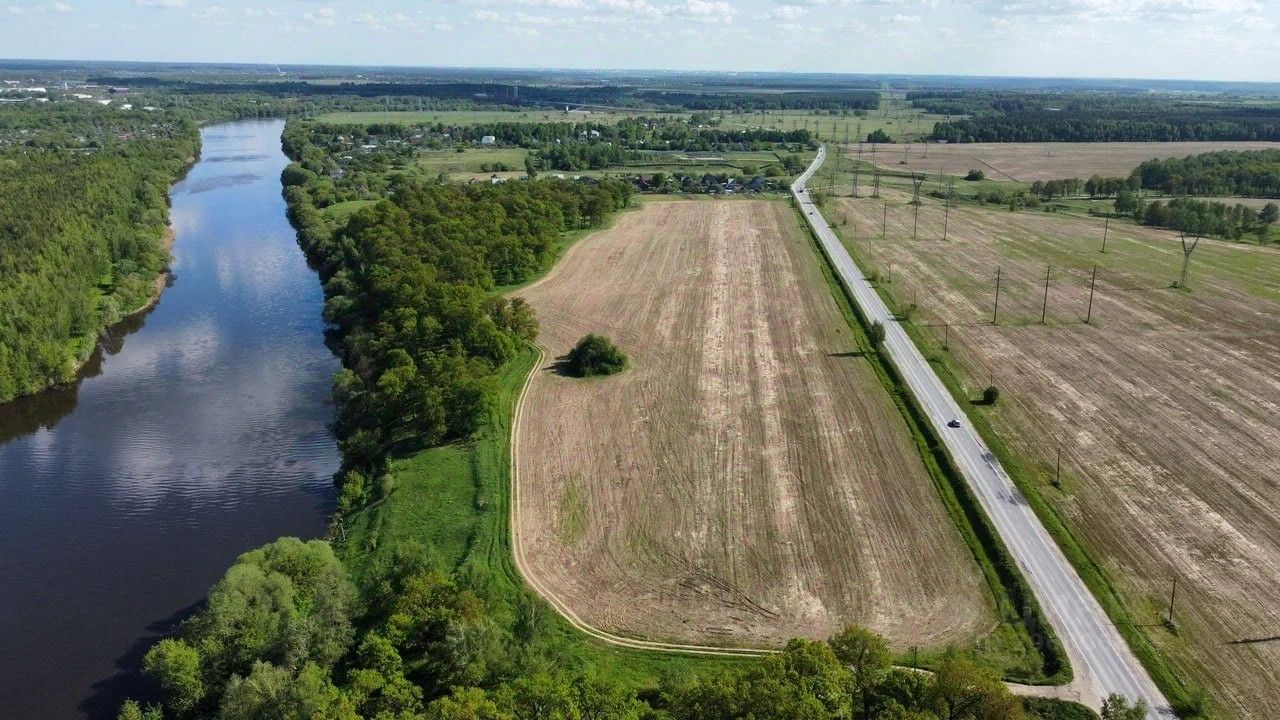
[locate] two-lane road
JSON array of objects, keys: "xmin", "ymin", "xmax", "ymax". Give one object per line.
[{"xmin": 792, "ymin": 146, "xmax": 1170, "ymax": 717}]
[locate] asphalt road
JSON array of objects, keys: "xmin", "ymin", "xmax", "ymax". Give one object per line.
[{"xmin": 792, "ymin": 146, "xmax": 1171, "ymax": 717}]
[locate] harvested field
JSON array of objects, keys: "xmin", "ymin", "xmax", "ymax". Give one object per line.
[
  {"xmin": 514, "ymin": 198, "xmax": 993, "ymax": 648},
  {"xmin": 858, "ymin": 141, "xmax": 1280, "ymax": 182},
  {"xmin": 836, "ymin": 191, "xmax": 1280, "ymax": 719}
]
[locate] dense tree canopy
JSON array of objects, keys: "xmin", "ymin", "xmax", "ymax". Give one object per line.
[
  {"xmin": 0, "ymin": 103, "xmax": 198, "ymax": 401},
  {"xmin": 1130, "ymin": 150, "xmax": 1280, "ymax": 197}
]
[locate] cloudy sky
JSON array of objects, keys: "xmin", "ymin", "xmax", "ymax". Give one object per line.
[{"xmin": 2, "ymin": 0, "xmax": 1276, "ymax": 82}]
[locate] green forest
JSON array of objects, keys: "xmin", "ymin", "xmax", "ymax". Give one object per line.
[
  {"xmin": 1130, "ymin": 150, "xmax": 1280, "ymax": 197},
  {"xmin": 0, "ymin": 104, "xmax": 198, "ymax": 402},
  {"xmin": 912, "ymin": 92, "xmax": 1280, "ymax": 142}
]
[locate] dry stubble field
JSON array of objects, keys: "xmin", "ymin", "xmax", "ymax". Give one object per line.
[
  {"xmin": 861, "ymin": 141, "xmax": 1280, "ymax": 182},
  {"xmin": 514, "ymin": 198, "xmax": 994, "ymax": 648},
  {"xmin": 836, "ymin": 190, "xmax": 1280, "ymax": 719}
]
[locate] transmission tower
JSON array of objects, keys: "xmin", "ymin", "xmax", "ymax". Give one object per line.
[{"xmin": 852, "ymin": 122, "xmax": 863, "ymax": 198}]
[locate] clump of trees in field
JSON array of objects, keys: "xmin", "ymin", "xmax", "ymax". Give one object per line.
[
  {"xmin": 565, "ymin": 334, "xmax": 627, "ymax": 377},
  {"xmin": 1133, "ymin": 197, "xmax": 1278, "ymax": 242},
  {"xmin": 965, "ymin": 169, "xmax": 985, "ymax": 181}
]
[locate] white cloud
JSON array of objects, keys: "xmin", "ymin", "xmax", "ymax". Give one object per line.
[
  {"xmin": 770, "ymin": 4, "xmax": 807, "ymax": 19},
  {"xmin": 302, "ymin": 6, "xmax": 335, "ymax": 26}
]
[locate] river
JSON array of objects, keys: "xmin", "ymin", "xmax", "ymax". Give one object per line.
[{"xmin": 0, "ymin": 119, "xmax": 340, "ymax": 719}]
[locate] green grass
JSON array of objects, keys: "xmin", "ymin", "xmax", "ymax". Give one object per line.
[
  {"xmin": 410, "ymin": 147, "xmax": 530, "ymax": 176},
  {"xmin": 728, "ymin": 95, "xmax": 953, "ymax": 143},
  {"xmin": 790, "ymin": 205, "xmax": 1069, "ymax": 685},
  {"xmin": 336, "ymin": 344, "xmax": 744, "ymax": 689}
]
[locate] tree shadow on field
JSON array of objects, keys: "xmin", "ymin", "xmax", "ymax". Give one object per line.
[
  {"xmin": 546, "ymin": 353, "xmax": 577, "ymax": 378},
  {"xmin": 827, "ymin": 350, "xmax": 867, "ymax": 358}
]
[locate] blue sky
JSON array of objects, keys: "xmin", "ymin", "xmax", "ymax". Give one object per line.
[{"xmin": 2, "ymin": 0, "xmax": 1276, "ymax": 82}]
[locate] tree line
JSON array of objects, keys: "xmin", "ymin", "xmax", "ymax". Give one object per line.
[
  {"xmin": 1130, "ymin": 150, "xmax": 1280, "ymax": 197},
  {"xmin": 0, "ymin": 103, "xmax": 198, "ymax": 402},
  {"xmin": 280, "ymin": 120, "xmax": 632, "ymax": 506},
  {"xmin": 123, "ymin": 535, "xmax": 1119, "ymax": 720},
  {"xmin": 911, "ymin": 91, "xmax": 1280, "ymax": 143}
]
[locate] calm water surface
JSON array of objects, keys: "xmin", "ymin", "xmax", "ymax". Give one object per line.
[{"xmin": 0, "ymin": 120, "xmax": 340, "ymax": 719}]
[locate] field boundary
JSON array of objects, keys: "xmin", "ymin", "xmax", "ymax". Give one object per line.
[
  {"xmin": 790, "ymin": 199, "xmax": 1070, "ymax": 686},
  {"xmin": 508, "ymin": 342, "xmax": 772, "ymax": 658},
  {"xmin": 838, "ymin": 236, "xmax": 1199, "ymax": 715}
]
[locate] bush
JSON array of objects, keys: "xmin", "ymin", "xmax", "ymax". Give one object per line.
[
  {"xmin": 982, "ymin": 385, "xmax": 1000, "ymax": 405},
  {"xmin": 869, "ymin": 321, "xmax": 886, "ymax": 348},
  {"xmin": 965, "ymin": 168, "xmax": 985, "ymax": 181},
  {"xmin": 565, "ymin": 334, "xmax": 627, "ymax": 377}
]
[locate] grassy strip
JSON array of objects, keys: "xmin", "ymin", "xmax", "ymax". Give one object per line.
[
  {"xmin": 838, "ymin": 234, "xmax": 1202, "ymax": 716},
  {"xmin": 790, "ymin": 205, "xmax": 1070, "ymax": 685},
  {"xmin": 338, "ymin": 346, "xmax": 744, "ymax": 688}
]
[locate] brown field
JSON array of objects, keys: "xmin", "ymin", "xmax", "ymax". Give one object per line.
[
  {"xmin": 836, "ymin": 191, "xmax": 1280, "ymax": 719},
  {"xmin": 513, "ymin": 198, "xmax": 994, "ymax": 648},
  {"xmin": 859, "ymin": 141, "xmax": 1280, "ymax": 182}
]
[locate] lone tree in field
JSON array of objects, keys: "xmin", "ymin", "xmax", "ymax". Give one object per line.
[
  {"xmin": 982, "ymin": 385, "xmax": 1000, "ymax": 405},
  {"xmin": 565, "ymin": 334, "xmax": 627, "ymax": 377},
  {"xmin": 869, "ymin": 321, "xmax": 887, "ymax": 350},
  {"xmin": 964, "ymin": 168, "xmax": 985, "ymax": 181}
]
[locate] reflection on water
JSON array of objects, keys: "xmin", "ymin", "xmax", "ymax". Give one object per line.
[{"xmin": 0, "ymin": 120, "xmax": 339, "ymax": 719}]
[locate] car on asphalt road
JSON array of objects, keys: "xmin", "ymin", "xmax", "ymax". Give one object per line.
[{"xmin": 947, "ymin": 419, "xmax": 961, "ymax": 428}]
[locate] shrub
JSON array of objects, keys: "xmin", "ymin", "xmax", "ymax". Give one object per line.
[
  {"xmin": 869, "ymin": 321, "xmax": 886, "ymax": 348},
  {"xmin": 565, "ymin": 334, "xmax": 627, "ymax": 377},
  {"xmin": 982, "ymin": 385, "xmax": 1000, "ymax": 405},
  {"xmin": 965, "ymin": 168, "xmax": 985, "ymax": 181}
]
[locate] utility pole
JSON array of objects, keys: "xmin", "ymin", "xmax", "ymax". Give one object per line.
[
  {"xmin": 1101, "ymin": 217, "xmax": 1110, "ymax": 253},
  {"xmin": 911, "ymin": 173, "xmax": 925, "ymax": 240},
  {"xmin": 1166, "ymin": 577, "xmax": 1178, "ymax": 627},
  {"xmin": 882, "ymin": 200, "xmax": 888, "ymax": 238},
  {"xmin": 942, "ymin": 177, "xmax": 955, "ymax": 241},
  {"xmin": 852, "ymin": 123, "xmax": 863, "ymax": 199},
  {"xmin": 943, "ymin": 322, "xmax": 949, "ymax": 350},
  {"xmin": 993, "ymin": 266, "xmax": 1002, "ymax": 324},
  {"xmin": 1086, "ymin": 264, "xmax": 1098, "ymax": 324},
  {"xmin": 1054, "ymin": 446, "xmax": 1062, "ymax": 487},
  {"xmin": 1041, "ymin": 264, "xmax": 1051, "ymax": 324},
  {"xmin": 872, "ymin": 159, "xmax": 881, "ymax": 198}
]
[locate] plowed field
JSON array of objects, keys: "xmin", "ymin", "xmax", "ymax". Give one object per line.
[
  {"xmin": 838, "ymin": 191, "xmax": 1280, "ymax": 719},
  {"xmin": 513, "ymin": 199, "xmax": 993, "ymax": 648}
]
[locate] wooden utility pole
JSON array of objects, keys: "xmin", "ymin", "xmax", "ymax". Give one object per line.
[
  {"xmin": 1041, "ymin": 264, "xmax": 1051, "ymax": 324},
  {"xmin": 1054, "ymin": 446, "xmax": 1062, "ymax": 487},
  {"xmin": 1086, "ymin": 264, "xmax": 1098, "ymax": 324},
  {"xmin": 872, "ymin": 160, "xmax": 881, "ymax": 198},
  {"xmin": 882, "ymin": 200, "xmax": 888, "ymax": 238},
  {"xmin": 943, "ymin": 322, "xmax": 949, "ymax": 350},
  {"xmin": 1101, "ymin": 217, "xmax": 1110, "ymax": 253},
  {"xmin": 993, "ymin": 266, "xmax": 1002, "ymax": 324},
  {"xmin": 1166, "ymin": 577, "xmax": 1178, "ymax": 627}
]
